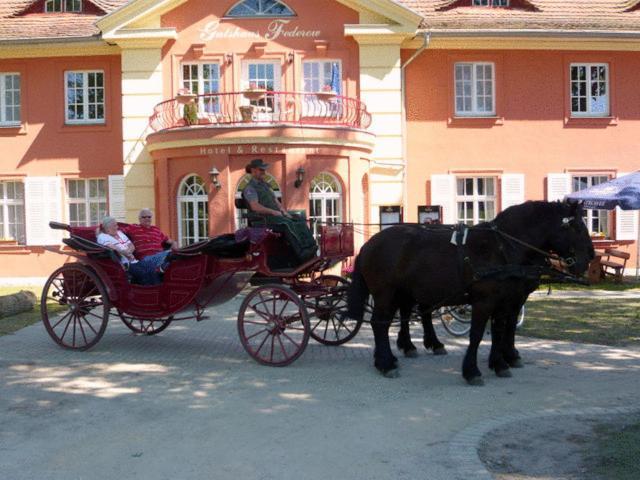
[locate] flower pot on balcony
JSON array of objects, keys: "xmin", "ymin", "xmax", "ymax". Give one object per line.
[
  {"xmin": 176, "ymin": 92, "xmax": 197, "ymax": 105},
  {"xmin": 315, "ymin": 91, "xmax": 337, "ymax": 101},
  {"xmin": 242, "ymin": 89, "xmax": 266, "ymax": 102},
  {"xmin": 239, "ymin": 105, "xmax": 254, "ymax": 122}
]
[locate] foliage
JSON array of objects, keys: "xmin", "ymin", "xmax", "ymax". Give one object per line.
[
  {"xmin": 183, "ymin": 102, "xmax": 198, "ymax": 125},
  {"xmin": 586, "ymin": 415, "xmax": 640, "ymax": 480}
]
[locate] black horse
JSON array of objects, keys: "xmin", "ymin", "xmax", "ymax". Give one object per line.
[{"xmin": 347, "ymin": 201, "xmax": 594, "ymax": 385}]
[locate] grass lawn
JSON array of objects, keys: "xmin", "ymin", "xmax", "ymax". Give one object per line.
[
  {"xmin": 539, "ymin": 276, "xmax": 640, "ymax": 292},
  {"xmin": 522, "ymin": 297, "xmax": 640, "ymax": 346},
  {"xmin": 0, "ymin": 285, "xmax": 63, "ymax": 337},
  {"xmin": 586, "ymin": 414, "xmax": 640, "ymax": 480}
]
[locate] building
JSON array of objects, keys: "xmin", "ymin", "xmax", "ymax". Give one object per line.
[{"xmin": 0, "ymin": 0, "xmax": 639, "ymax": 279}]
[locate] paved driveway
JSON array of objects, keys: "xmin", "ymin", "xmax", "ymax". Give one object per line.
[{"xmin": 1, "ymin": 295, "xmax": 639, "ymax": 480}]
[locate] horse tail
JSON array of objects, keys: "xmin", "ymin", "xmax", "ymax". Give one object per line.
[{"xmin": 347, "ymin": 254, "xmax": 369, "ymax": 321}]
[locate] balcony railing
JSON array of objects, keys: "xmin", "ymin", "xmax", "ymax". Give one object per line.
[{"xmin": 148, "ymin": 91, "xmax": 372, "ymax": 132}]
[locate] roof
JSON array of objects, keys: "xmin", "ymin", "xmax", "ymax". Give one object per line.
[
  {"xmin": 0, "ymin": 0, "xmax": 129, "ymax": 42},
  {"xmin": 395, "ymin": 0, "xmax": 640, "ymax": 31}
]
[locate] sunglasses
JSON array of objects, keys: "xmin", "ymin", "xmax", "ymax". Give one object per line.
[{"xmin": 140, "ymin": 216, "xmax": 152, "ymax": 219}]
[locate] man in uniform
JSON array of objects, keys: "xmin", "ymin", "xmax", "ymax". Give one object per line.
[{"xmin": 242, "ymin": 159, "xmax": 317, "ymax": 263}]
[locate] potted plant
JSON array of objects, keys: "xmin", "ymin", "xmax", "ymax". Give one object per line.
[
  {"xmin": 316, "ymin": 84, "xmax": 337, "ymax": 101},
  {"xmin": 183, "ymin": 99, "xmax": 198, "ymax": 126},
  {"xmin": 243, "ymin": 81, "xmax": 266, "ymax": 101}
]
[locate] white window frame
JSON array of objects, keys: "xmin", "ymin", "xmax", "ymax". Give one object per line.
[
  {"xmin": 0, "ymin": 73, "xmax": 21, "ymax": 126},
  {"xmin": 456, "ymin": 177, "xmax": 497, "ymax": 225},
  {"xmin": 66, "ymin": 178, "xmax": 108, "ymax": 227},
  {"xmin": 309, "ymin": 173, "xmax": 343, "ymax": 241},
  {"xmin": 302, "ymin": 60, "xmax": 342, "ymax": 95},
  {"xmin": 0, "ymin": 181, "xmax": 26, "ymax": 244},
  {"xmin": 65, "ymin": 70, "xmax": 105, "ymax": 125},
  {"xmin": 454, "ymin": 62, "xmax": 495, "ymax": 117},
  {"xmin": 45, "ymin": 0, "xmax": 82, "ymax": 12},
  {"xmin": 570, "ymin": 63, "xmax": 610, "ymax": 118},
  {"xmin": 571, "ymin": 175, "xmax": 611, "ymax": 238},
  {"xmin": 181, "ymin": 62, "xmax": 221, "ymax": 114},
  {"xmin": 226, "ymin": 0, "xmax": 295, "ymax": 17},
  {"xmin": 177, "ymin": 175, "xmax": 209, "ymax": 246}
]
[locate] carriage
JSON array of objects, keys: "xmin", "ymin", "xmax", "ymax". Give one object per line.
[{"xmin": 41, "ymin": 220, "xmax": 357, "ymax": 366}]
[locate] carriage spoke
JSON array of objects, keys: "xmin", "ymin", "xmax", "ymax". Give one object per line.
[
  {"xmin": 84, "ymin": 310, "xmax": 106, "ymax": 321},
  {"xmin": 276, "ymin": 332, "xmax": 288, "ymax": 359},
  {"xmin": 249, "ymin": 305, "xmax": 272, "ymax": 322},
  {"xmin": 77, "ymin": 314, "xmax": 89, "ymax": 345},
  {"xmin": 322, "ymin": 316, "xmax": 330, "ymax": 339},
  {"xmin": 77, "ymin": 272, "xmax": 88, "ymax": 302},
  {"xmin": 246, "ymin": 328, "xmax": 270, "ymax": 341},
  {"xmin": 280, "ymin": 331, "xmax": 301, "ymax": 349},
  {"xmin": 269, "ymin": 334, "xmax": 275, "ymax": 363},
  {"xmin": 71, "ymin": 315, "xmax": 77, "ymax": 348},
  {"xmin": 59, "ymin": 313, "xmax": 74, "ymax": 341},
  {"xmin": 244, "ymin": 319, "xmax": 270, "ymax": 327},
  {"xmin": 51, "ymin": 310, "xmax": 73, "ymax": 330},
  {"xmin": 310, "ymin": 318, "xmax": 324, "ymax": 332},
  {"xmin": 80, "ymin": 316, "xmax": 99, "ymax": 336},
  {"xmin": 331, "ymin": 317, "xmax": 341, "ymax": 339},
  {"xmin": 276, "ymin": 299, "xmax": 291, "ymax": 319},
  {"xmin": 254, "ymin": 330, "xmax": 271, "ymax": 356}
]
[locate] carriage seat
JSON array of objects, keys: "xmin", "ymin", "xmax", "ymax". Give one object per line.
[
  {"xmin": 171, "ymin": 234, "xmax": 250, "ymax": 259},
  {"xmin": 234, "ymin": 197, "xmax": 267, "ymax": 227}
]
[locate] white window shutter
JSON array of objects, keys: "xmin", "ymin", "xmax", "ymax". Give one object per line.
[
  {"xmin": 501, "ymin": 174, "xmax": 525, "ymax": 211},
  {"xmin": 431, "ymin": 174, "xmax": 456, "ymax": 224},
  {"xmin": 108, "ymin": 175, "xmax": 126, "ymax": 222},
  {"xmin": 615, "ymin": 172, "xmax": 639, "ymax": 241},
  {"xmin": 25, "ymin": 176, "xmax": 62, "ymax": 246},
  {"xmin": 547, "ymin": 173, "xmax": 571, "ymax": 201}
]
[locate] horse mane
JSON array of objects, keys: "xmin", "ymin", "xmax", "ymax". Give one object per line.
[{"xmin": 493, "ymin": 200, "xmax": 568, "ymax": 231}]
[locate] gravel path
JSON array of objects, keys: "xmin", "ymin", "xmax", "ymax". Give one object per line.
[{"xmin": 1, "ymin": 294, "xmax": 639, "ymax": 480}]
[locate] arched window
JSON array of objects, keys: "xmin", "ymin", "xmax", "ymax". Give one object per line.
[
  {"xmin": 309, "ymin": 173, "xmax": 342, "ymax": 240},
  {"xmin": 177, "ymin": 175, "xmax": 209, "ymax": 246},
  {"xmin": 235, "ymin": 173, "xmax": 282, "ymax": 229},
  {"xmin": 226, "ymin": 0, "xmax": 295, "ymax": 17}
]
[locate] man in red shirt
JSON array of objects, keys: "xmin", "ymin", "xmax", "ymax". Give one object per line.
[{"xmin": 123, "ymin": 209, "xmax": 179, "ymax": 276}]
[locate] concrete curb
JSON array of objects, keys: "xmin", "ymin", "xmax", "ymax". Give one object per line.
[{"xmin": 448, "ymin": 405, "xmax": 640, "ymax": 480}]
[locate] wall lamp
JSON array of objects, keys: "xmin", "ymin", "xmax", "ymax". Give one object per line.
[
  {"xmin": 225, "ymin": 53, "xmax": 233, "ymax": 66},
  {"xmin": 287, "ymin": 52, "xmax": 295, "ymax": 64},
  {"xmin": 294, "ymin": 167, "xmax": 305, "ymax": 188},
  {"xmin": 209, "ymin": 167, "xmax": 222, "ymax": 190}
]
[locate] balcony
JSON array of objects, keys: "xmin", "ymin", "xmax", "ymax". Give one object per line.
[{"xmin": 148, "ymin": 91, "xmax": 372, "ymax": 132}]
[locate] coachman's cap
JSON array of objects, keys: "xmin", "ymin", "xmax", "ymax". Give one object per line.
[{"xmin": 245, "ymin": 158, "xmax": 269, "ymax": 173}]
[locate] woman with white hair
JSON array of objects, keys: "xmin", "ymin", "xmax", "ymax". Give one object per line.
[{"xmin": 96, "ymin": 216, "xmax": 159, "ymax": 285}]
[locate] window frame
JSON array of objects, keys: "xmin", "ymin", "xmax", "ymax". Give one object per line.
[
  {"xmin": 454, "ymin": 62, "xmax": 496, "ymax": 117},
  {"xmin": 0, "ymin": 73, "xmax": 21, "ymax": 127},
  {"xmin": 571, "ymin": 174, "xmax": 612, "ymax": 238},
  {"xmin": 302, "ymin": 59, "xmax": 342, "ymax": 95},
  {"xmin": 225, "ymin": 0, "xmax": 296, "ymax": 18},
  {"xmin": 569, "ymin": 63, "xmax": 610, "ymax": 118},
  {"xmin": 472, "ymin": 0, "xmax": 509, "ymax": 6},
  {"xmin": 455, "ymin": 176, "xmax": 497, "ymax": 225},
  {"xmin": 64, "ymin": 70, "xmax": 105, "ymax": 125},
  {"xmin": 0, "ymin": 181, "xmax": 26, "ymax": 244},
  {"xmin": 308, "ymin": 172, "xmax": 343, "ymax": 241},
  {"xmin": 181, "ymin": 62, "xmax": 221, "ymax": 114},
  {"xmin": 177, "ymin": 175, "xmax": 209, "ymax": 246},
  {"xmin": 66, "ymin": 178, "xmax": 108, "ymax": 228},
  {"xmin": 45, "ymin": 0, "xmax": 82, "ymax": 12}
]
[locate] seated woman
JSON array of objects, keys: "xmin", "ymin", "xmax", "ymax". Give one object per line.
[{"xmin": 96, "ymin": 216, "xmax": 161, "ymax": 285}]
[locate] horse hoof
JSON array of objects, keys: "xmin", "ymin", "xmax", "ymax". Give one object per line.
[
  {"xmin": 404, "ymin": 349, "xmax": 418, "ymax": 358},
  {"xmin": 433, "ymin": 347, "xmax": 448, "ymax": 356},
  {"xmin": 466, "ymin": 376, "xmax": 484, "ymax": 386},
  {"xmin": 508, "ymin": 358, "xmax": 524, "ymax": 368},
  {"xmin": 495, "ymin": 368, "xmax": 512, "ymax": 378},
  {"xmin": 382, "ymin": 369, "xmax": 400, "ymax": 379}
]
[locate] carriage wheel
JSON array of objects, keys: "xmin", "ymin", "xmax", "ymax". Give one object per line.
[
  {"xmin": 308, "ymin": 275, "xmax": 363, "ymax": 346},
  {"xmin": 118, "ymin": 311, "xmax": 173, "ymax": 336},
  {"xmin": 439, "ymin": 305, "xmax": 472, "ymax": 337},
  {"xmin": 238, "ymin": 285, "xmax": 310, "ymax": 367},
  {"xmin": 41, "ymin": 264, "xmax": 110, "ymax": 350}
]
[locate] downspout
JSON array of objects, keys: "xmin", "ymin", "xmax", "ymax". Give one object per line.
[{"xmin": 400, "ymin": 32, "xmax": 430, "ymax": 220}]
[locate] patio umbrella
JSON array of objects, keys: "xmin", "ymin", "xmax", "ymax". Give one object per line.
[{"xmin": 565, "ymin": 171, "xmax": 640, "ymax": 277}]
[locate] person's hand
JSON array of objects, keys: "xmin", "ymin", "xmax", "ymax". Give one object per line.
[
  {"xmin": 170, "ymin": 242, "xmax": 180, "ymax": 251},
  {"xmin": 272, "ymin": 210, "xmax": 283, "ymax": 217}
]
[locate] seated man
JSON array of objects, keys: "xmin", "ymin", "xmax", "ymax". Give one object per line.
[
  {"xmin": 122, "ymin": 209, "xmax": 179, "ymax": 274},
  {"xmin": 242, "ymin": 158, "xmax": 318, "ymax": 263},
  {"xmin": 96, "ymin": 216, "xmax": 159, "ymax": 285}
]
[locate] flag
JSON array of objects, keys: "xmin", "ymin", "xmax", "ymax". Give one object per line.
[{"xmin": 330, "ymin": 62, "xmax": 341, "ymax": 94}]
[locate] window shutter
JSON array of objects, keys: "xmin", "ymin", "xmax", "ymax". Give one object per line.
[
  {"xmin": 615, "ymin": 172, "xmax": 639, "ymax": 241},
  {"xmin": 108, "ymin": 175, "xmax": 126, "ymax": 222},
  {"xmin": 501, "ymin": 174, "xmax": 525, "ymax": 211},
  {"xmin": 431, "ymin": 174, "xmax": 456, "ymax": 224},
  {"xmin": 547, "ymin": 173, "xmax": 571, "ymax": 201},
  {"xmin": 25, "ymin": 176, "xmax": 62, "ymax": 246}
]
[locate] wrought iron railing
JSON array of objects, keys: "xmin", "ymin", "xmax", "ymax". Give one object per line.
[{"xmin": 148, "ymin": 91, "xmax": 372, "ymax": 132}]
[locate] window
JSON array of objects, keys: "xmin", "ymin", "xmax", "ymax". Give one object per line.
[
  {"xmin": 303, "ymin": 61, "xmax": 341, "ymax": 95},
  {"xmin": 67, "ymin": 179, "xmax": 107, "ymax": 227},
  {"xmin": 472, "ymin": 0, "xmax": 508, "ymax": 5},
  {"xmin": 454, "ymin": 63, "xmax": 495, "ymax": 116},
  {"xmin": 456, "ymin": 177, "xmax": 496, "ymax": 225},
  {"xmin": 235, "ymin": 173, "xmax": 281, "ymax": 229},
  {"xmin": 182, "ymin": 63, "xmax": 220, "ymax": 114},
  {"xmin": 178, "ymin": 175, "xmax": 209, "ymax": 246},
  {"xmin": 570, "ymin": 63, "xmax": 609, "ymax": 117},
  {"xmin": 309, "ymin": 173, "xmax": 342, "ymax": 240},
  {"xmin": 0, "ymin": 181, "xmax": 25, "ymax": 244},
  {"xmin": 226, "ymin": 0, "xmax": 295, "ymax": 17},
  {"xmin": 45, "ymin": 0, "xmax": 81, "ymax": 12},
  {"xmin": 243, "ymin": 61, "xmax": 281, "ymax": 119},
  {"xmin": 0, "ymin": 73, "xmax": 20, "ymax": 126},
  {"xmin": 65, "ymin": 71, "xmax": 105, "ymax": 124},
  {"xmin": 572, "ymin": 175, "xmax": 610, "ymax": 237}
]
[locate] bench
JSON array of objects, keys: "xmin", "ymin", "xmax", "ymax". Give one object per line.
[{"xmin": 600, "ymin": 248, "xmax": 630, "ymax": 283}]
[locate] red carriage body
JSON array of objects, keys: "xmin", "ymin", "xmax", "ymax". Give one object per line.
[{"xmin": 41, "ymin": 221, "xmax": 359, "ymax": 366}]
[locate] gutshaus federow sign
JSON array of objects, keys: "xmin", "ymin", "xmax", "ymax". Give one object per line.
[{"xmin": 199, "ymin": 19, "xmax": 322, "ymax": 41}]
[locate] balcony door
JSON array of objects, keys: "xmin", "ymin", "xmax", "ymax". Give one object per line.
[{"xmin": 242, "ymin": 60, "xmax": 281, "ymax": 120}]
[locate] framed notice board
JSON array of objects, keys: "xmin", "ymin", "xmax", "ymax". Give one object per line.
[
  {"xmin": 379, "ymin": 205, "xmax": 403, "ymax": 230},
  {"xmin": 418, "ymin": 205, "xmax": 443, "ymax": 225}
]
